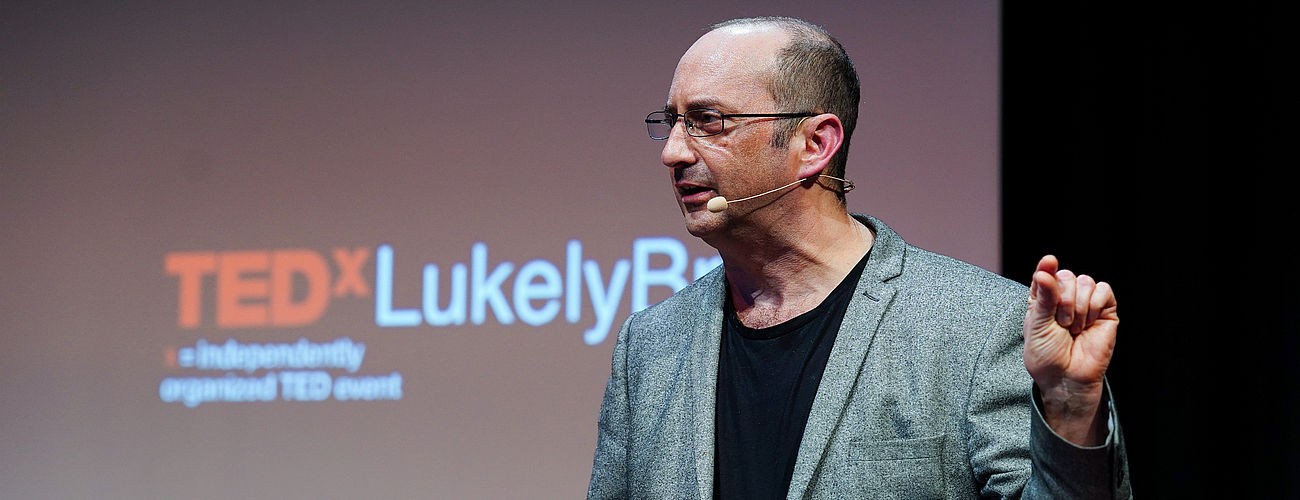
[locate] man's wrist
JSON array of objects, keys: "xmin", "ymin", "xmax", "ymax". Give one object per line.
[{"xmin": 1035, "ymin": 382, "xmax": 1107, "ymax": 446}]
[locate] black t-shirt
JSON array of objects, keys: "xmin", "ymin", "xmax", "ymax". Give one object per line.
[{"xmin": 713, "ymin": 252, "xmax": 870, "ymax": 499}]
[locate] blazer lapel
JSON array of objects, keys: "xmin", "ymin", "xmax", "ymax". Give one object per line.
[
  {"xmin": 688, "ymin": 268, "xmax": 727, "ymax": 499},
  {"xmin": 786, "ymin": 215, "xmax": 905, "ymax": 499}
]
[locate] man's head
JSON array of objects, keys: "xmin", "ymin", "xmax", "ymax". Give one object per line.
[
  {"xmin": 707, "ymin": 17, "xmax": 860, "ymax": 192},
  {"xmin": 659, "ymin": 17, "xmax": 861, "ymax": 239}
]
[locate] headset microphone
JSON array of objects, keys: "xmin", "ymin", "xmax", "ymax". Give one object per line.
[{"xmin": 706, "ymin": 174, "xmax": 855, "ymax": 213}]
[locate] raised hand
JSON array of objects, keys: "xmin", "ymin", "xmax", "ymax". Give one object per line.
[{"xmin": 1022, "ymin": 255, "xmax": 1118, "ymax": 446}]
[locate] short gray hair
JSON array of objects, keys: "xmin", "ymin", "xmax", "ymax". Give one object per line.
[{"xmin": 710, "ymin": 17, "xmax": 861, "ymax": 201}]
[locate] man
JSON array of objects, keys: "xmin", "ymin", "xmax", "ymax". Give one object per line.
[{"xmin": 588, "ymin": 16, "xmax": 1130, "ymax": 499}]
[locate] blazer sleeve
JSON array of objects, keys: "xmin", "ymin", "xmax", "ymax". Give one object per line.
[
  {"xmin": 966, "ymin": 304, "xmax": 1132, "ymax": 498},
  {"xmin": 587, "ymin": 316, "xmax": 633, "ymax": 499},
  {"xmin": 1022, "ymin": 381, "xmax": 1133, "ymax": 499}
]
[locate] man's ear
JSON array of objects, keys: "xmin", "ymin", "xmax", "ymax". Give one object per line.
[{"xmin": 794, "ymin": 113, "xmax": 844, "ymax": 179}]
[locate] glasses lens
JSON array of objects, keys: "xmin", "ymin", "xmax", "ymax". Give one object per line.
[
  {"xmin": 685, "ymin": 109, "xmax": 723, "ymax": 137},
  {"xmin": 646, "ymin": 112, "xmax": 673, "ymax": 140}
]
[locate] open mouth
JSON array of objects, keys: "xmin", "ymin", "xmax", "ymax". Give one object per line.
[{"xmin": 677, "ymin": 184, "xmax": 715, "ymax": 205}]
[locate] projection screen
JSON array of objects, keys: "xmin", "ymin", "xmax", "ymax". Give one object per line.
[{"xmin": 1, "ymin": 1, "xmax": 999, "ymax": 498}]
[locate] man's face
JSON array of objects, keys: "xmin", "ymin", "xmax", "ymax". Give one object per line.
[{"xmin": 661, "ymin": 26, "xmax": 798, "ymax": 239}]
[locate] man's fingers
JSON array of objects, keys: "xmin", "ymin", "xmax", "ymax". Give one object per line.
[
  {"xmin": 1054, "ymin": 269, "xmax": 1076, "ymax": 328},
  {"xmin": 1089, "ymin": 281, "xmax": 1117, "ymax": 323},
  {"xmin": 1030, "ymin": 269, "xmax": 1060, "ymax": 317},
  {"xmin": 1028, "ymin": 254, "xmax": 1059, "ymax": 308},
  {"xmin": 1073, "ymin": 274, "xmax": 1096, "ymax": 334},
  {"xmin": 1034, "ymin": 255, "xmax": 1059, "ymax": 279}
]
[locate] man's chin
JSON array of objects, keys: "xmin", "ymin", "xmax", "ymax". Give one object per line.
[{"xmin": 683, "ymin": 211, "xmax": 725, "ymax": 238}]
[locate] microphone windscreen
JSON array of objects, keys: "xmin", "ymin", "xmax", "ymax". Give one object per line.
[{"xmin": 707, "ymin": 196, "xmax": 729, "ymax": 213}]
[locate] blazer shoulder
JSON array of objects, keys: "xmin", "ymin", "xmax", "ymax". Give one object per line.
[
  {"xmin": 618, "ymin": 265, "xmax": 725, "ymax": 344},
  {"xmin": 905, "ymin": 247, "xmax": 1026, "ymax": 296}
]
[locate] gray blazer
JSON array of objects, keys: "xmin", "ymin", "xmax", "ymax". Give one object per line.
[{"xmin": 588, "ymin": 215, "xmax": 1131, "ymax": 499}]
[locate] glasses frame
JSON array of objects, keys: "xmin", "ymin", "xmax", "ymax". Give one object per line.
[{"xmin": 645, "ymin": 108, "xmax": 815, "ymax": 140}]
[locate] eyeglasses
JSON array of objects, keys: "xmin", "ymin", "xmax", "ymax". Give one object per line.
[{"xmin": 645, "ymin": 108, "xmax": 814, "ymax": 140}]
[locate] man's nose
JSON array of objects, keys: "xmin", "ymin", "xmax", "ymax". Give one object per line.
[{"xmin": 660, "ymin": 120, "xmax": 695, "ymax": 168}]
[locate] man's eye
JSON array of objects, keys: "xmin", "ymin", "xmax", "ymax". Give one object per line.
[{"xmin": 693, "ymin": 112, "xmax": 721, "ymax": 124}]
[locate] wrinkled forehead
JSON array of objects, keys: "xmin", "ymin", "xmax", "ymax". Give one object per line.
[{"xmin": 666, "ymin": 26, "xmax": 788, "ymax": 111}]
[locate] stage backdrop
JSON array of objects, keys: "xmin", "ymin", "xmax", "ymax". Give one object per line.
[{"xmin": 0, "ymin": 1, "xmax": 999, "ymax": 498}]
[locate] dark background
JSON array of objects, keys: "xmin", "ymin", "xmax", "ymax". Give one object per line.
[{"xmin": 1002, "ymin": 2, "xmax": 1289, "ymax": 497}]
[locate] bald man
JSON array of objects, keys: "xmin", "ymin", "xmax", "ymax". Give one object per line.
[{"xmin": 589, "ymin": 16, "xmax": 1131, "ymax": 499}]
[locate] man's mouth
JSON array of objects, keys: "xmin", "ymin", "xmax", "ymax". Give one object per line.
[{"xmin": 677, "ymin": 184, "xmax": 716, "ymax": 205}]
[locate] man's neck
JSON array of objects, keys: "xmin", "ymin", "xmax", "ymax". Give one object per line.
[{"xmin": 716, "ymin": 212, "xmax": 872, "ymax": 329}]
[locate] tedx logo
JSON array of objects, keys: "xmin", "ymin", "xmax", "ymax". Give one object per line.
[{"xmin": 165, "ymin": 248, "xmax": 371, "ymax": 329}]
